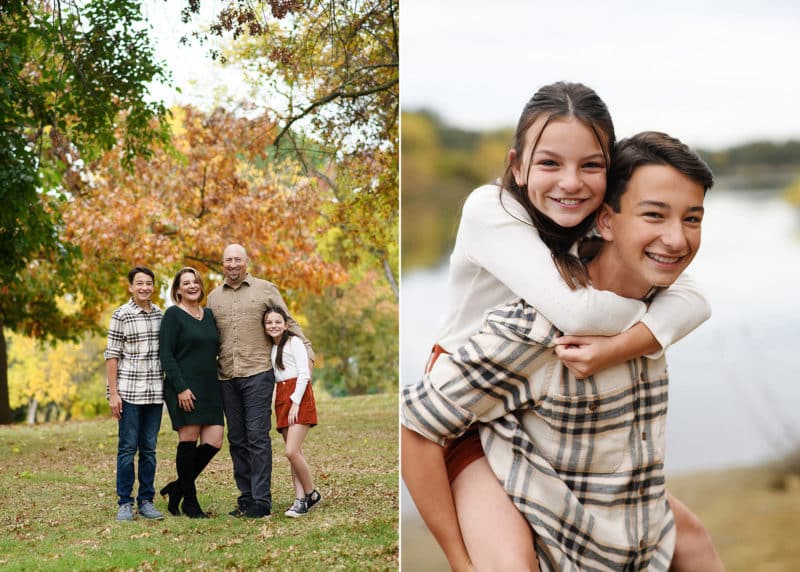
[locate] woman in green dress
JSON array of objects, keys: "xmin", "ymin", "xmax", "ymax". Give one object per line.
[{"xmin": 159, "ymin": 267, "xmax": 223, "ymax": 518}]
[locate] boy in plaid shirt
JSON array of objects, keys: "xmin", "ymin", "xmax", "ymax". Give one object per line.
[
  {"xmin": 105, "ymin": 266, "xmax": 164, "ymax": 521},
  {"xmin": 402, "ymin": 132, "xmax": 719, "ymax": 571}
]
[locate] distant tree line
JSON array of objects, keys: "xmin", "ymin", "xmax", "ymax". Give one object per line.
[{"xmin": 696, "ymin": 140, "xmax": 800, "ymax": 189}]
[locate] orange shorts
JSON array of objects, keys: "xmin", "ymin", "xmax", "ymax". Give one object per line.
[
  {"xmin": 275, "ymin": 377, "xmax": 318, "ymax": 431},
  {"xmin": 427, "ymin": 344, "xmax": 486, "ymax": 484}
]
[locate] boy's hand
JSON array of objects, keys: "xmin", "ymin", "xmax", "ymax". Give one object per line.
[{"xmin": 109, "ymin": 393, "xmax": 123, "ymax": 419}]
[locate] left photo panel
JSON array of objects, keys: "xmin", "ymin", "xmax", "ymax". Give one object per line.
[{"xmin": 0, "ymin": 1, "xmax": 399, "ymax": 569}]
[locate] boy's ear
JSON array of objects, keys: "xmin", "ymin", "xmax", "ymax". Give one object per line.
[{"xmin": 596, "ymin": 204, "xmax": 615, "ymax": 241}]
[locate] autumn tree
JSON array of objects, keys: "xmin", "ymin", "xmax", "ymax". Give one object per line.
[
  {"xmin": 8, "ymin": 328, "xmax": 106, "ymax": 424},
  {"xmin": 176, "ymin": 0, "xmax": 400, "ymax": 393},
  {"xmin": 182, "ymin": 0, "xmax": 399, "ymax": 296},
  {"xmin": 0, "ymin": 0, "xmax": 171, "ymax": 423},
  {"xmin": 303, "ymin": 270, "xmax": 397, "ymax": 395},
  {"xmin": 62, "ymin": 105, "xmax": 347, "ymax": 300}
]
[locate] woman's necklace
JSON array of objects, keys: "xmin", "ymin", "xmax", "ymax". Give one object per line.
[{"xmin": 180, "ymin": 303, "xmax": 203, "ymax": 320}]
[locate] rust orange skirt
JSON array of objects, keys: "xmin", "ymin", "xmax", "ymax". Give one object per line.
[{"xmin": 275, "ymin": 377, "xmax": 318, "ymax": 431}]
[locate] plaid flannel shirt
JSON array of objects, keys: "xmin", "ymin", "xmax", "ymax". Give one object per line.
[
  {"xmin": 104, "ymin": 298, "xmax": 163, "ymax": 405},
  {"xmin": 402, "ymin": 299, "xmax": 676, "ymax": 571}
]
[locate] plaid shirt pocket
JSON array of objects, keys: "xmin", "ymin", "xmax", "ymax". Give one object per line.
[{"xmin": 540, "ymin": 383, "xmax": 635, "ymax": 474}]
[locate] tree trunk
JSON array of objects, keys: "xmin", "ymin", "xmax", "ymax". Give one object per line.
[
  {"xmin": 382, "ymin": 256, "xmax": 398, "ymax": 301},
  {"xmin": 0, "ymin": 323, "xmax": 11, "ymax": 424},
  {"xmin": 26, "ymin": 398, "xmax": 38, "ymax": 425}
]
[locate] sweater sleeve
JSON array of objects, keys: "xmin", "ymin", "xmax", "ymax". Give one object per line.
[
  {"xmin": 641, "ymin": 272, "xmax": 711, "ymax": 357},
  {"xmin": 289, "ymin": 336, "xmax": 311, "ymax": 405},
  {"xmin": 460, "ymin": 187, "xmax": 645, "ymax": 335},
  {"xmin": 159, "ymin": 308, "xmax": 189, "ymax": 394}
]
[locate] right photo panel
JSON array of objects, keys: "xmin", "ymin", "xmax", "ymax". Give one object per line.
[{"xmin": 399, "ymin": 1, "xmax": 800, "ymax": 571}]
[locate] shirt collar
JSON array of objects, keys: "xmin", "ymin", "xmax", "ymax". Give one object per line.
[
  {"xmin": 126, "ymin": 297, "xmax": 157, "ymax": 314},
  {"xmin": 223, "ymin": 273, "xmax": 252, "ymax": 290}
]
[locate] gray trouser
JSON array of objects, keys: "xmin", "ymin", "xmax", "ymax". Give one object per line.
[{"xmin": 221, "ymin": 370, "xmax": 275, "ymax": 509}]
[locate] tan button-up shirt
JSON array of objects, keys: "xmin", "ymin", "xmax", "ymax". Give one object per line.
[
  {"xmin": 402, "ymin": 298, "xmax": 675, "ymax": 571},
  {"xmin": 206, "ymin": 274, "xmax": 313, "ymax": 381}
]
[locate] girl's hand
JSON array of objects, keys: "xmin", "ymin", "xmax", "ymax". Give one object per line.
[
  {"xmin": 554, "ymin": 335, "xmax": 616, "ymax": 379},
  {"xmin": 288, "ymin": 402, "xmax": 300, "ymax": 425},
  {"xmin": 555, "ymin": 322, "xmax": 661, "ymax": 378},
  {"xmin": 178, "ymin": 389, "xmax": 196, "ymax": 412}
]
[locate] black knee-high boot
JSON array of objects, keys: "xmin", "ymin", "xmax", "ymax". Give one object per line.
[
  {"xmin": 176, "ymin": 441, "xmax": 207, "ymax": 518},
  {"xmin": 160, "ymin": 480, "xmax": 182, "ymax": 516},
  {"xmin": 160, "ymin": 443, "xmax": 187, "ymax": 516},
  {"xmin": 162, "ymin": 442, "xmax": 219, "ymax": 516},
  {"xmin": 193, "ymin": 443, "xmax": 220, "ymax": 482}
]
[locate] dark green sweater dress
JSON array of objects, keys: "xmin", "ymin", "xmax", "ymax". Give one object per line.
[{"xmin": 159, "ymin": 306, "xmax": 223, "ymax": 430}]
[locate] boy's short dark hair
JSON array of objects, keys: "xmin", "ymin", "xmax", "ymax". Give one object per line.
[
  {"xmin": 606, "ymin": 131, "xmax": 714, "ymax": 212},
  {"xmin": 128, "ymin": 266, "xmax": 155, "ymax": 284}
]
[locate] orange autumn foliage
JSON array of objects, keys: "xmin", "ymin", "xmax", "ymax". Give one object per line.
[{"xmin": 63, "ymin": 106, "xmax": 347, "ymax": 294}]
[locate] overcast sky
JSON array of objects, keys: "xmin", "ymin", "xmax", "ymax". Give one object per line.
[
  {"xmin": 400, "ymin": 0, "xmax": 800, "ymax": 149},
  {"xmin": 142, "ymin": 1, "xmax": 253, "ymax": 110}
]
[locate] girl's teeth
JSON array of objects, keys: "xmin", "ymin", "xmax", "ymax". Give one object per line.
[
  {"xmin": 649, "ymin": 253, "xmax": 679, "ymax": 263},
  {"xmin": 557, "ymin": 199, "xmax": 581, "ymax": 205}
]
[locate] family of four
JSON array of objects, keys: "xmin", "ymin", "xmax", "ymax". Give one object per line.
[{"xmin": 104, "ymin": 244, "xmax": 321, "ymax": 521}]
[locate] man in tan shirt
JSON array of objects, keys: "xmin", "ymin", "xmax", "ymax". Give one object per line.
[{"xmin": 207, "ymin": 244, "xmax": 313, "ymax": 518}]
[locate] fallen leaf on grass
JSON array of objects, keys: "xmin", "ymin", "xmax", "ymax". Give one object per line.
[{"xmin": 255, "ymin": 524, "xmax": 273, "ymax": 540}]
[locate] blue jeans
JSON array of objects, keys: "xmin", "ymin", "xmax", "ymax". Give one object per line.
[
  {"xmin": 116, "ymin": 401, "xmax": 163, "ymax": 505},
  {"xmin": 221, "ymin": 370, "xmax": 275, "ymax": 510}
]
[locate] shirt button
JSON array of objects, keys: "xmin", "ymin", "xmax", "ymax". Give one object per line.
[
  {"xmin": 639, "ymin": 539, "xmax": 646, "ymax": 549},
  {"xmin": 642, "ymin": 431, "xmax": 647, "ymax": 440},
  {"xmin": 588, "ymin": 403, "xmax": 598, "ymax": 412},
  {"xmin": 639, "ymin": 486, "xmax": 646, "ymax": 496},
  {"xmin": 640, "ymin": 372, "xmax": 646, "ymax": 381}
]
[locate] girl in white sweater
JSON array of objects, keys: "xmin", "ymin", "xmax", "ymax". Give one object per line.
[
  {"xmin": 265, "ymin": 306, "xmax": 321, "ymax": 518},
  {"xmin": 402, "ymin": 82, "xmax": 721, "ymax": 571}
]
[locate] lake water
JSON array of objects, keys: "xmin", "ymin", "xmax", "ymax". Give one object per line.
[{"xmin": 400, "ymin": 190, "xmax": 800, "ymax": 569}]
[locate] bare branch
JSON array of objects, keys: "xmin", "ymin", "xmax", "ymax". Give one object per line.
[{"xmin": 273, "ymin": 77, "xmax": 398, "ymax": 147}]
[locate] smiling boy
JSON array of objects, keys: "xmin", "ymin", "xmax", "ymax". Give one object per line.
[
  {"xmin": 401, "ymin": 131, "xmax": 715, "ymax": 570},
  {"xmin": 104, "ymin": 266, "xmax": 164, "ymax": 521}
]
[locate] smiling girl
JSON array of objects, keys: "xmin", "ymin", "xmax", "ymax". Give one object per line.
[{"xmin": 264, "ymin": 306, "xmax": 321, "ymax": 518}]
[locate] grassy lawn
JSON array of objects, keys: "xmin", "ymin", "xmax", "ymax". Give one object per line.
[
  {"xmin": 401, "ymin": 462, "xmax": 800, "ymax": 571},
  {"xmin": 669, "ymin": 464, "xmax": 800, "ymax": 572},
  {"xmin": 0, "ymin": 393, "xmax": 398, "ymax": 571}
]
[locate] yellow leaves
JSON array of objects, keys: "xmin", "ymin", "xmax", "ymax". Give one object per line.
[{"xmin": 7, "ymin": 329, "xmax": 106, "ymax": 416}]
